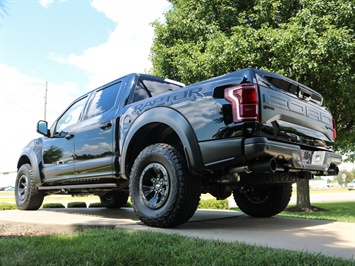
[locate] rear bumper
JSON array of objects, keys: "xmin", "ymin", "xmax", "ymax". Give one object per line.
[{"xmin": 244, "ymin": 137, "xmax": 342, "ymax": 175}]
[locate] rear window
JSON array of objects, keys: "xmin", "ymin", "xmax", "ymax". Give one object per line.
[
  {"xmin": 140, "ymin": 77, "xmax": 183, "ymax": 97},
  {"xmin": 86, "ymin": 82, "xmax": 120, "ymax": 118}
]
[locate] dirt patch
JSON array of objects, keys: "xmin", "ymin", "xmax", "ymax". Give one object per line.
[
  {"xmin": 285, "ymin": 206, "xmax": 328, "ymax": 212},
  {"xmin": 0, "ymin": 221, "xmax": 113, "ymax": 237},
  {"xmin": 0, "ymin": 221, "xmax": 76, "ymax": 237}
]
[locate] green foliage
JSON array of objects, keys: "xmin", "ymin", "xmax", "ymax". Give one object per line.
[
  {"xmin": 67, "ymin": 202, "xmax": 87, "ymax": 208},
  {"xmin": 335, "ymin": 170, "xmax": 355, "ymax": 185},
  {"xmin": 42, "ymin": 203, "xmax": 65, "ymax": 209},
  {"xmin": 0, "ymin": 0, "xmax": 7, "ymax": 17},
  {"xmin": 125, "ymin": 201, "xmax": 132, "ymax": 208},
  {"xmin": 198, "ymin": 198, "xmax": 229, "ymax": 210},
  {"xmin": 151, "ymin": 0, "xmax": 355, "ymax": 159},
  {"xmin": 0, "ymin": 228, "xmax": 353, "ymax": 265},
  {"xmin": 88, "ymin": 202, "xmax": 103, "ymax": 208},
  {"xmin": 0, "ymin": 202, "xmax": 17, "ymax": 210}
]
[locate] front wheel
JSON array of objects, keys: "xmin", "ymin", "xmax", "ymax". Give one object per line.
[
  {"xmin": 130, "ymin": 143, "xmax": 201, "ymax": 228},
  {"xmin": 15, "ymin": 164, "xmax": 44, "ymax": 210},
  {"xmin": 233, "ymin": 183, "xmax": 292, "ymax": 217}
]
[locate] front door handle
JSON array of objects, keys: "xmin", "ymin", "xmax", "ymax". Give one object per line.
[
  {"xmin": 100, "ymin": 121, "xmax": 112, "ymax": 130},
  {"xmin": 65, "ymin": 133, "xmax": 74, "ymax": 140}
]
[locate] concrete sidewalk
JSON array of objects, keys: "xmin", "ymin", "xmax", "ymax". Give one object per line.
[{"xmin": 1, "ymin": 208, "xmax": 354, "ymax": 260}]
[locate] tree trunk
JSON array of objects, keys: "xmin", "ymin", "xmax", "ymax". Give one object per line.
[{"xmin": 296, "ymin": 179, "xmax": 311, "ymax": 209}]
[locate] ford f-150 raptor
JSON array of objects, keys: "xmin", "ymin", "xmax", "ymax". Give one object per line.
[{"xmin": 15, "ymin": 68, "xmax": 342, "ymax": 227}]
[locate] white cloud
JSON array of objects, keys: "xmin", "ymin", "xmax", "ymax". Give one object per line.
[
  {"xmin": 61, "ymin": 0, "xmax": 171, "ymax": 89},
  {"xmin": 0, "ymin": 64, "xmax": 81, "ymax": 173},
  {"xmin": 0, "ymin": 0, "xmax": 171, "ymax": 179},
  {"xmin": 39, "ymin": 0, "xmax": 54, "ymax": 8}
]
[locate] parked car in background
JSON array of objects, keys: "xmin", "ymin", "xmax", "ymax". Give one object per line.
[{"xmin": 347, "ymin": 180, "xmax": 355, "ymax": 190}]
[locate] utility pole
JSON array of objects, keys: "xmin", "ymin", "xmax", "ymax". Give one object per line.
[{"xmin": 44, "ymin": 81, "xmax": 48, "ymax": 120}]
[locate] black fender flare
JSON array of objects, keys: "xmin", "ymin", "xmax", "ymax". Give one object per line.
[
  {"xmin": 17, "ymin": 146, "xmax": 42, "ymax": 186},
  {"xmin": 120, "ymin": 107, "xmax": 205, "ymax": 177}
]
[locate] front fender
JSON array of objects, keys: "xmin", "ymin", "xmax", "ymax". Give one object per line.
[
  {"xmin": 121, "ymin": 107, "xmax": 205, "ymax": 177},
  {"xmin": 17, "ymin": 140, "xmax": 43, "ymax": 186}
]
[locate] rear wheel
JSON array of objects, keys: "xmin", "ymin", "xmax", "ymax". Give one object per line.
[
  {"xmin": 15, "ymin": 164, "xmax": 44, "ymax": 210},
  {"xmin": 130, "ymin": 143, "xmax": 201, "ymax": 228},
  {"xmin": 233, "ymin": 183, "xmax": 292, "ymax": 217},
  {"xmin": 99, "ymin": 191, "xmax": 129, "ymax": 209}
]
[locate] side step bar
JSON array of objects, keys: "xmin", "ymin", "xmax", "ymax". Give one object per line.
[{"xmin": 38, "ymin": 183, "xmax": 117, "ymax": 190}]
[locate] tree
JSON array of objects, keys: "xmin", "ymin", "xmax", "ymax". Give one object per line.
[
  {"xmin": 151, "ymin": 0, "xmax": 355, "ymax": 160},
  {"xmin": 0, "ymin": 0, "xmax": 8, "ymax": 27},
  {"xmin": 0, "ymin": 0, "xmax": 7, "ymax": 16},
  {"xmin": 336, "ymin": 170, "xmax": 354, "ymax": 185},
  {"xmin": 151, "ymin": 0, "xmax": 355, "ymax": 210}
]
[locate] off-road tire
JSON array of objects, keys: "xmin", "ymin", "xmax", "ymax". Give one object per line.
[
  {"xmin": 15, "ymin": 164, "xmax": 44, "ymax": 210},
  {"xmin": 99, "ymin": 191, "xmax": 129, "ymax": 209},
  {"xmin": 130, "ymin": 143, "xmax": 201, "ymax": 228},
  {"xmin": 233, "ymin": 183, "xmax": 292, "ymax": 217}
]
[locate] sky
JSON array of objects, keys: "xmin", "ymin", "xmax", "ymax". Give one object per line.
[
  {"xmin": 0, "ymin": 0, "xmax": 353, "ymax": 187},
  {"xmin": 0, "ymin": 0, "xmax": 170, "ymax": 186}
]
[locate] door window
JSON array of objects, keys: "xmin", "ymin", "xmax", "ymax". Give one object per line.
[
  {"xmin": 55, "ymin": 97, "xmax": 87, "ymax": 134},
  {"xmin": 86, "ymin": 83, "xmax": 120, "ymax": 119}
]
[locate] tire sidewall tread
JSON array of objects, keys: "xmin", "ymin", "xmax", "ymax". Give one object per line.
[
  {"xmin": 233, "ymin": 183, "xmax": 292, "ymax": 217},
  {"xmin": 15, "ymin": 164, "xmax": 44, "ymax": 210},
  {"xmin": 99, "ymin": 191, "xmax": 129, "ymax": 209},
  {"xmin": 130, "ymin": 143, "xmax": 200, "ymax": 228}
]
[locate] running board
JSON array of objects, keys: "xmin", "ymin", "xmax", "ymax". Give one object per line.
[{"xmin": 38, "ymin": 183, "xmax": 117, "ymax": 190}]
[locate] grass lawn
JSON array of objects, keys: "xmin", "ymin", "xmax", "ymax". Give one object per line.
[
  {"xmin": 0, "ymin": 228, "xmax": 353, "ymax": 266},
  {"xmin": 1, "ymin": 191, "xmax": 354, "ymax": 265},
  {"xmin": 280, "ymin": 201, "xmax": 355, "ymax": 223}
]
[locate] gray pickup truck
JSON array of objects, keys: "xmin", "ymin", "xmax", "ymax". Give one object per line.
[{"xmin": 15, "ymin": 68, "xmax": 342, "ymax": 227}]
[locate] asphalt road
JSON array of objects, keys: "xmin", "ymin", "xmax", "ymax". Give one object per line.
[{"xmin": 1, "ymin": 208, "xmax": 354, "ymax": 260}]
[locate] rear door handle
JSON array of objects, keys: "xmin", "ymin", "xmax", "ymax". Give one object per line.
[{"xmin": 100, "ymin": 121, "xmax": 112, "ymax": 130}]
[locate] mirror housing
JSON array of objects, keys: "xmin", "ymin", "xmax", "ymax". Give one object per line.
[{"xmin": 37, "ymin": 120, "xmax": 50, "ymax": 137}]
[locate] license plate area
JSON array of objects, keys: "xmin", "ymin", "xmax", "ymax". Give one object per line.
[{"xmin": 301, "ymin": 150, "xmax": 313, "ymax": 164}]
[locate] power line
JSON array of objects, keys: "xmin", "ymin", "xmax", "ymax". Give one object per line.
[
  {"xmin": 44, "ymin": 81, "xmax": 48, "ymax": 120},
  {"xmin": 0, "ymin": 171, "xmax": 16, "ymax": 174}
]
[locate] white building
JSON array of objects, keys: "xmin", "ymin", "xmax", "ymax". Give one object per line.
[{"xmin": 0, "ymin": 171, "xmax": 16, "ymax": 188}]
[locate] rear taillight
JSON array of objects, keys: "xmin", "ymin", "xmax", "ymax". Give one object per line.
[
  {"xmin": 224, "ymin": 84, "xmax": 259, "ymax": 123},
  {"xmin": 332, "ymin": 118, "xmax": 337, "ymax": 139}
]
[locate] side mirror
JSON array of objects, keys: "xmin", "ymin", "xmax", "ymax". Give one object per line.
[{"xmin": 37, "ymin": 120, "xmax": 50, "ymax": 137}]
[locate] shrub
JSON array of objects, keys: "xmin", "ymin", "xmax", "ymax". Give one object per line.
[
  {"xmin": 89, "ymin": 202, "xmax": 103, "ymax": 208},
  {"xmin": 67, "ymin": 202, "xmax": 87, "ymax": 208},
  {"xmin": 42, "ymin": 203, "xmax": 65, "ymax": 209},
  {"xmin": 0, "ymin": 202, "xmax": 17, "ymax": 210},
  {"xmin": 198, "ymin": 199, "xmax": 229, "ymax": 210},
  {"xmin": 125, "ymin": 201, "xmax": 132, "ymax": 208}
]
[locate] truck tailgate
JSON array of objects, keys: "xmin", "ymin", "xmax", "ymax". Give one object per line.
[{"xmin": 255, "ymin": 70, "xmax": 335, "ymax": 145}]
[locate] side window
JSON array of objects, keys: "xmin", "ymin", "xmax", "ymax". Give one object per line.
[
  {"xmin": 86, "ymin": 83, "xmax": 120, "ymax": 119},
  {"xmin": 131, "ymin": 81, "xmax": 150, "ymax": 103},
  {"xmin": 55, "ymin": 96, "xmax": 87, "ymax": 134}
]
